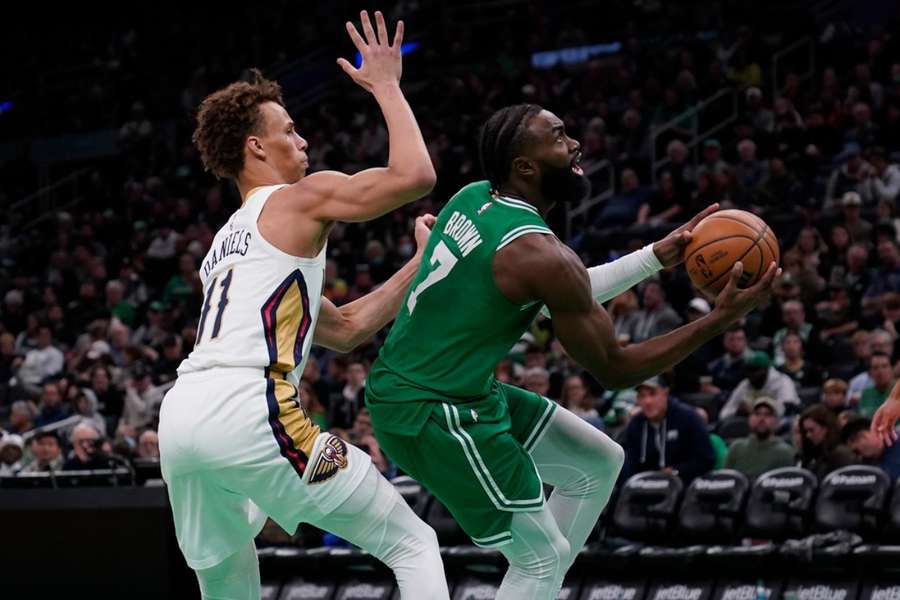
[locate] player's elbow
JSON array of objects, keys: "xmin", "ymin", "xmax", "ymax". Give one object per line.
[{"xmin": 405, "ymin": 164, "xmax": 437, "ymax": 196}]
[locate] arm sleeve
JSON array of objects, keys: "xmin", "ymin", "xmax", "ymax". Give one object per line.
[{"xmin": 540, "ymin": 244, "xmax": 663, "ymax": 318}]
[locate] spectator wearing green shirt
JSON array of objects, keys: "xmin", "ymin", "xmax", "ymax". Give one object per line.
[
  {"xmin": 105, "ymin": 280, "xmax": 135, "ymax": 327},
  {"xmin": 725, "ymin": 397, "xmax": 796, "ymax": 480},
  {"xmin": 860, "ymin": 352, "xmax": 895, "ymax": 418}
]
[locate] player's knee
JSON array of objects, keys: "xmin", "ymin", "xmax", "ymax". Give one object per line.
[{"xmin": 607, "ymin": 440, "xmax": 625, "ymax": 473}]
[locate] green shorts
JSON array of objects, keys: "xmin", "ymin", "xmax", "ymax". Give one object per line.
[{"xmin": 373, "ymin": 381, "xmax": 557, "ymax": 548}]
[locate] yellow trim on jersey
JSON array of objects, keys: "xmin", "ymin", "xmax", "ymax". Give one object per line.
[
  {"xmin": 272, "ymin": 377, "xmax": 319, "ymax": 458},
  {"xmin": 273, "ymin": 281, "xmax": 305, "ymax": 373}
]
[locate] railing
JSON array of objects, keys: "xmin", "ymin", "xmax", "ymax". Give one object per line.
[
  {"xmin": 8, "ymin": 168, "xmax": 91, "ymax": 230},
  {"xmin": 648, "ymin": 86, "xmax": 741, "ymax": 185},
  {"xmin": 771, "ymin": 36, "xmax": 815, "ymax": 98},
  {"xmin": 566, "ymin": 160, "xmax": 614, "ymax": 240}
]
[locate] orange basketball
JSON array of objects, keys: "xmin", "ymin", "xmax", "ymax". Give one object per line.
[{"xmin": 683, "ymin": 209, "xmax": 780, "ymax": 296}]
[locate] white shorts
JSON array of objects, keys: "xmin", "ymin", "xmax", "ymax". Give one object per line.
[{"xmin": 159, "ymin": 367, "xmax": 370, "ymax": 570}]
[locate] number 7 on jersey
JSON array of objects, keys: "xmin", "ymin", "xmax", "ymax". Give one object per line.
[{"xmin": 406, "ymin": 240, "xmax": 458, "ymax": 314}]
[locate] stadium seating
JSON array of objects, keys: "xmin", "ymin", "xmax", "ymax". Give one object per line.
[
  {"xmin": 814, "ymin": 465, "xmax": 890, "ymax": 538},
  {"xmin": 744, "ymin": 467, "xmax": 818, "ymax": 540},
  {"xmin": 611, "ymin": 471, "xmax": 683, "ymax": 543},
  {"xmin": 678, "ymin": 469, "xmax": 750, "ymax": 544}
]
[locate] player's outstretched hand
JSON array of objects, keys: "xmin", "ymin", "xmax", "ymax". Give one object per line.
[
  {"xmin": 713, "ymin": 261, "xmax": 780, "ymax": 320},
  {"xmin": 413, "ymin": 214, "xmax": 437, "ymax": 258},
  {"xmin": 872, "ymin": 386, "xmax": 900, "ymax": 446},
  {"xmin": 652, "ymin": 204, "xmax": 719, "ymax": 268},
  {"xmin": 337, "ymin": 10, "xmax": 404, "ymax": 93}
]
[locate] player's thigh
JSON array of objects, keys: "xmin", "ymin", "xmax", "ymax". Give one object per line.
[
  {"xmin": 377, "ymin": 402, "xmax": 544, "ymax": 547},
  {"xmin": 502, "ymin": 382, "xmax": 558, "ymax": 453}
]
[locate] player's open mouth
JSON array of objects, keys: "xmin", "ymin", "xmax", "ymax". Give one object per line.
[{"xmin": 571, "ymin": 152, "xmax": 583, "ymax": 175}]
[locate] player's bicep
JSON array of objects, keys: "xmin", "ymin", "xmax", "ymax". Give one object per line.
[{"xmin": 296, "ymin": 168, "xmax": 430, "ymax": 223}]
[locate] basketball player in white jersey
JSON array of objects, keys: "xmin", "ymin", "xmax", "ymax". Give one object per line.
[{"xmin": 158, "ymin": 11, "xmax": 450, "ymax": 599}]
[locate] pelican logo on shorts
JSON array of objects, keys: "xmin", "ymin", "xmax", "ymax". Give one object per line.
[
  {"xmin": 694, "ymin": 254, "xmax": 713, "ymax": 279},
  {"xmin": 308, "ymin": 435, "xmax": 349, "ymax": 484}
]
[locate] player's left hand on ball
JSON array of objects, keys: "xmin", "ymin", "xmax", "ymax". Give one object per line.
[
  {"xmin": 413, "ymin": 214, "xmax": 437, "ymax": 257},
  {"xmin": 872, "ymin": 397, "xmax": 900, "ymax": 446},
  {"xmin": 652, "ymin": 203, "xmax": 719, "ymax": 268}
]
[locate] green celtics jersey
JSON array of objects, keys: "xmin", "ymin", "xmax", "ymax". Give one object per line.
[{"xmin": 366, "ymin": 180, "xmax": 554, "ymax": 434}]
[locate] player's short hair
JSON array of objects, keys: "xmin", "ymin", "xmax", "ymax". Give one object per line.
[
  {"xmin": 192, "ymin": 68, "xmax": 285, "ymax": 180},
  {"xmin": 478, "ymin": 104, "xmax": 542, "ymax": 192}
]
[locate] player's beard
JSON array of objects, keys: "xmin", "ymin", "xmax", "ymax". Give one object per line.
[{"xmin": 538, "ymin": 161, "xmax": 591, "ymax": 205}]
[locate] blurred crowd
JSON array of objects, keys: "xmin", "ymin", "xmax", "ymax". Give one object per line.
[{"xmin": 1, "ymin": 2, "xmax": 900, "ymax": 540}]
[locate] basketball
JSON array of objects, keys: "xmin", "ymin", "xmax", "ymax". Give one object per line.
[{"xmin": 683, "ymin": 209, "xmax": 780, "ymax": 296}]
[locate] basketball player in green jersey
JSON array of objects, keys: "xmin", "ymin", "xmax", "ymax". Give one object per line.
[{"xmin": 366, "ymin": 104, "xmax": 779, "ymax": 598}]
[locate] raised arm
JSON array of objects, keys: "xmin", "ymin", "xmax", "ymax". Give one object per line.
[
  {"xmin": 313, "ymin": 215, "xmax": 435, "ymax": 352},
  {"xmin": 494, "ymin": 233, "xmax": 777, "ymax": 389},
  {"xmin": 290, "ymin": 11, "xmax": 434, "ymax": 224}
]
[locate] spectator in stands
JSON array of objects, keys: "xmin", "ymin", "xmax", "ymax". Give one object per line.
[
  {"xmin": 105, "ymin": 280, "xmax": 135, "ymax": 328},
  {"xmin": 523, "ymin": 367, "xmax": 551, "ymax": 398},
  {"xmin": 821, "ymin": 378, "xmax": 849, "ymax": 416},
  {"xmin": 720, "ymin": 351, "xmax": 800, "ymax": 419},
  {"xmin": 826, "ymin": 144, "xmax": 874, "ymax": 208},
  {"xmin": 616, "ymin": 109, "xmax": 651, "ymax": 166},
  {"xmin": 0, "ymin": 433, "xmax": 24, "ymax": 475},
  {"xmin": 709, "ymin": 326, "xmax": 753, "ymax": 392},
  {"xmin": 840, "ymin": 193, "xmax": 874, "ymax": 247},
  {"xmin": 71, "ymin": 389, "xmax": 107, "ymax": 437},
  {"xmin": 777, "ymin": 332, "xmax": 823, "ymax": 388},
  {"xmin": 735, "ymin": 138, "xmax": 767, "ymax": 190},
  {"xmin": 6, "ymin": 400, "xmax": 36, "ymax": 435},
  {"xmin": 859, "ymin": 352, "xmax": 895, "ymax": 419},
  {"xmin": 745, "ymin": 86, "xmax": 774, "ymax": 134},
  {"xmin": 816, "ymin": 282, "xmax": 859, "ymax": 346},
  {"xmin": 864, "ymin": 239, "xmax": 900, "ymax": 305},
  {"xmin": 121, "ymin": 362, "xmax": 163, "ymax": 429},
  {"xmin": 328, "ymin": 360, "xmax": 367, "ymax": 430},
  {"xmin": 88, "ymin": 364, "xmax": 123, "ymax": 424},
  {"xmin": 137, "ymin": 429, "xmax": 160, "ymax": 459},
  {"xmin": 798, "ymin": 404, "xmax": 858, "ymax": 480},
  {"xmin": 638, "ymin": 171, "xmax": 684, "ymax": 226},
  {"xmin": 152, "ymin": 334, "xmax": 183, "ymax": 385},
  {"xmin": 595, "ymin": 168, "xmax": 649, "ymax": 228},
  {"xmin": 665, "ymin": 139, "xmax": 695, "ymax": 187},
  {"xmin": 757, "ymin": 156, "xmax": 803, "ymax": 215},
  {"xmin": 609, "ymin": 290, "xmax": 640, "ymax": 345},
  {"xmin": 696, "ymin": 139, "xmax": 729, "ymax": 180},
  {"xmin": 15, "ymin": 326, "xmax": 64, "ymax": 397},
  {"xmin": 725, "ymin": 397, "xmax": 795, "ymax": 480},
  {"xmin": 20, "ymin": 430, "xmax": 63, "ymax": 473},
  {"xmin": 672, "ymin": 297, "xmax": 719, "ymax": 394},
  {"xmin": 133, "ymin": 301, "xmax": 168, "ymax": 349},
  {"xmin": 33, "ymin": 382, "xmax": 68, "ymax": 428},
  {"xmin": 870, "ymin": 147, "xmax": 900, "ymax": 206},
  {"xmin": 619, "ymin": 377, "xmax": 715, "ymax": 484},
  {"xmin": 299, "ymin": 379, "xmax": 328, "ymax": 431},
  {"xmin": 63, "ymin": 422, "xmax": 109, "ymax": 470},
  {"xmin": 626, "ymin": 280, "xmax": 682, "ymax": 343},
  {"xmin": 846, "ymin": 330, "xmax": 890, "ymax": 402},
  {"xmin": 842, "ymin": 417, "xmax": 900, "ymax": 481},
  {"xmin": 773, "ymin": 300, "xmax": 821, "ymax": 366},
  {"xmin": 559, "ymin": 373, "xmax": 603, "ymax": 430}
]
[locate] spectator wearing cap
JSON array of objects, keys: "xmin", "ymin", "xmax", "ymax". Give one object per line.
[
  {"xmin": 20, "ymin": 430, "xmax": 64, "ymax": 473},
  {"xmin": 826, "ymin": 144, "xmax": 874, "ymax": 209},
  {"xmin": 869, "ymin": 147, "xmax": 900, "ymax": 205},
  {"xmin": 720, "ymin": 351, "xmax": 800, "ymax": 419},
  {"xmin": 777, "ymin": 332, "xmax": 823, "ymax": 388},
  {"xmin": 696, "ymin": 139, "xmax": 729, "ymax": 180},
  {"xmin": 626, "ymin": 280, "xmax": 682, "ymax": 344},
  {"xmin": 725, "ymin": 397, "xmax": 796, "ymax": 480},
  {"xmin": 859, "ymin": 352, "xmax": 895, "ymax": 419},
  {"xmin": 708, "ymin": 327, "xmax": 754, "ymax": 393},
  {"xmin": 15, "ymin": 325, "xmax": 64, "ymax": 397},
  {"xmin": 619, "ymin": 377, "xmax": 715, "ymax": 484},
  {"xmin": 0, "ymin": 433, "xmax": 24, "ymax": 475},
  {"xmin": 672, "ymin": 298, "xmax": 720, "ymax": 394},
  {"xmin": 842, "ymin": 417, "xmax": 900, "ymax": 481},
  {"xmin": 821, "ymin": 378, "xmax": 850, "ymax": 416},
  {"xmin": 840, "ymin": 192, "xmax": 874, "ymax": 245},
  {"xmin": 798, "ymin": 404, "xmax": 858, "ymax": 480}
]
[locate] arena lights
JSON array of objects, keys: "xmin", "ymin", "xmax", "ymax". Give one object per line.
[
  {"xmin": 531, "ymin": 42, "xmax": 622, "ymax": 69},
  {"xmin": 354, "ymin": 41, "xmax": 421, "ymax": 68}
]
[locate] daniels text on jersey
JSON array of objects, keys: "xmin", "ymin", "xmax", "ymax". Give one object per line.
[
  {"xmin": 203, "ymin": 228, "xmax": 252, "ymax": 277},
  {"xmin": 443, "ymin": 211, "xmax": 482, "ymax": 257}
]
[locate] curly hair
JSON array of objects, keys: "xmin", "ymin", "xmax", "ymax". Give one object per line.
[
  {"xmin": 192, "ymin": 68, "xmax": 285, "ymax": 180},
  {"xmin": 478, "ymin": 103, "xmax": 542, "ymax": 192}
]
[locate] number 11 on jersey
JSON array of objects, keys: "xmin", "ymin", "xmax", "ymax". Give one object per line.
[{"xmin": 406, "ymin": 240, "xmax": 458, "ymax": 314}]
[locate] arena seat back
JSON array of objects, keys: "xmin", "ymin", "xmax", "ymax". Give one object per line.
[
  {"xmin": 815, "ymin": 465, "xmax": 890, "ymax": 538},
  {"xmin": 678, "ymin": 469, "xmax": 750, "ymax": 543},
  {"xmin": 612, "ymin": 471, "xmax": 683, "ymax": 542},
  {"xmin": 744, "ymin": 467, "xmax": 817, "ymax": 540}
]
